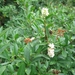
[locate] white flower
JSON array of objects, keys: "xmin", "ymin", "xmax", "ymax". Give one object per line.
[
  {"xmin": 41, "ymin": 7, "xmax": 49, "ymax": 17},
  {"xmin": 48, "ymin": 43, "xmax": 54, "ymax": 49},
  {"xmin": 30, "ymin": 37, "xmax": 35, "ymax": 41},
  {"xmin": 48, "ymin": 47, "xmax": 55, "ymax": 58}
]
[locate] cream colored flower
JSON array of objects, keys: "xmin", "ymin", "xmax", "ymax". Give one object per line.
[
  {"xmin": 41, "ymin": 7, "xmax": 49, "ymax": 17},
  {"xmin": 48, "ymin": 47, "xmax": 55, "ymax": 57},
  {"xmin": 30, "ymin": 37, "xmax": 35, "ymax": 41},
  {"xmin": 48, "ymin": 43, "xmax": 54, "ymax": 49}
]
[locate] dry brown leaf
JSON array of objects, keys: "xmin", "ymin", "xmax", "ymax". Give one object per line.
[
  {"xmin": 57, "ymin": 28, "xmax": 66, "ymax": 36},
  {"xmin": 24, "ymin": 38, "xmax": 31, "ymax": 44}
]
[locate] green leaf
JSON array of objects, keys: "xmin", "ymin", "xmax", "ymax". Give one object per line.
[
  {"xmin": 0, "ymin": 28, "xmax": 9, "ymax": 37},
  {"xmin": 33, "ymin": 54, "xmax": 50, "ymax": 61},
  {"xmin": 0, "ymin": 62, "xmax": 10, "ymax": 66},
  {"xmin": 0, "ymin": 44, "xmax": 9, "ymax": 54},
  {"xmin": 24, "ymin": 44, "xmax": 30, "ymax": 63},
  {"xmin": 0, "ymin": 66, "xmax": 6, "ymax": 75},
  {"xmin": 0, "ymin": 50, "xmax": 10, "ymax": 60},
  {"xmin": 58, "ymin": 73, "xmax": 64, "ymax": 75},
  {"xmin": 36, "ymin": 19, "xmax": 44, "ymax": 24},
  {"xmin": 33, "ymin": 22, "xmax": 43, "ymax": 36},
  {"xmin": 8, "ymin": 64, "xmax": 14, "ymax": 73},
  {"xmin": 25, "ymin": 68, "xmax": 31, "ymax": 75},
  {"xmin": 71, "ymin": 36, "xmax": 75, "ymax": 40},
  {"xmin": 14, "ymin": 43, "xmax": 18, "ymax": 55},
  {"xmin": 31, "ymin": 65, "xmax": 37, "ymax": 75},
  {"xmin": 64, "ymin": 34, "xmax": 68, "ymax": 45},
  {"xmin": 50, "ymin": 61, "xmax": 56, "ymax": 65},
  {"xmin": 71, "ymin": 69, "xmax": 75, "ymax": 75},
  {"xmin": 62, "ymin": 50, "xmax": 67, "ymax": 58},
  {"xmin": 2, "ymin": 70, "xmax": 8, "ymax": 75},
  {"xmin": 17, "ymin": 62, "xmax": 25, "ymax": 75},
  {"xmin": 0, "ymin": 27, "xmax": 3, "ymax": 33}
]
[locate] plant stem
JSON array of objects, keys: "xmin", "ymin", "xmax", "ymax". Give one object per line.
[{"xmin": 44, "ymin": 19, "xmax": 48, "ymax": 42}]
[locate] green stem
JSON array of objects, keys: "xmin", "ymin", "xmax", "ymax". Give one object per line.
[{"xmin": 44, "ymin": 19, "xmax": 48, "ymax": 42}]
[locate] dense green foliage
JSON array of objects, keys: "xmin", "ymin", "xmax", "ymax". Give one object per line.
[{"xmin": 0, "ymin": 0, "xmax": 75, "ymax": 75}]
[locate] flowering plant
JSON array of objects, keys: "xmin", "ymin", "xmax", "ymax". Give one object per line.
[{"xmin": 0, "ymin": 0, "xmax": 75, "ymax": 75}]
